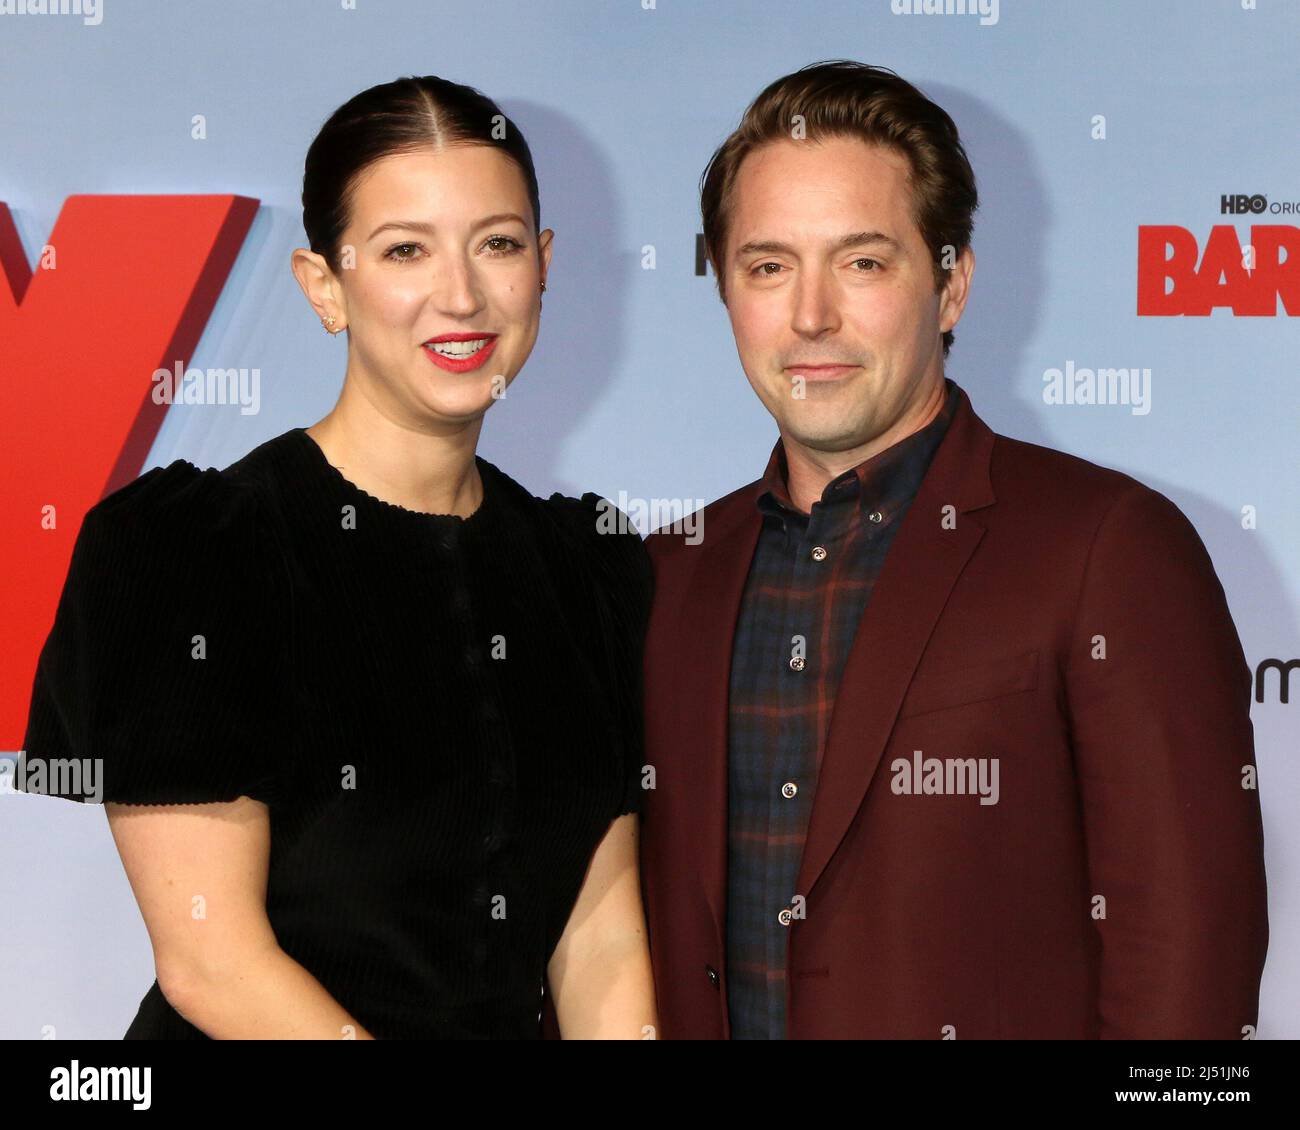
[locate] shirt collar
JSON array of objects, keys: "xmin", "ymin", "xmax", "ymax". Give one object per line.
[{"xmin": 756, "ymin": 377, "xmax": 961, "ymax": 529}]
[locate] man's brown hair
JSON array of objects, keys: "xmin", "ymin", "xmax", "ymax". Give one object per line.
[{"xmin": 700, "ymin": 60, "xmax": 979, "ymax": 357}]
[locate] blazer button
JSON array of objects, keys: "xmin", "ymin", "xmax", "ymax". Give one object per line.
[
  {"xmin": 705, "ymin": 965, "xmax": 720, "ymax": 990},
  {"xmin": 778, "ymin": 908, "xmax": 793, "ymax": 926},
  {"xmin": 789, "ymin": 656, "xmax": 805, "ymax": 672}
]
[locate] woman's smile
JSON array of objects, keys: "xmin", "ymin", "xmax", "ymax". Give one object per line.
[{"xmin": 421, "ymin": 332, "xmax": 499, "ymax": 372}]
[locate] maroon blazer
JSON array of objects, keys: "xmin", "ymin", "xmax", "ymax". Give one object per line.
[{"xmin": 630, "ymin": 386, "xmax": 1267, "ymax": 1039}]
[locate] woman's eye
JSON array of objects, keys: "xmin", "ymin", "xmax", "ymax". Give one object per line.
[
  {"xmin": 385, "ymin": 236, "xmax": 522, "ymax": 262},
  {"xmin": 484, "ymin": 235, "xmax": 523, "ymax": 255}
]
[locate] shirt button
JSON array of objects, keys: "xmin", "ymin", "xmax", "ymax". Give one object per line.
[
  {"xmin": 778, "ymin": 908, "xmax": 793, "ymax": 926},
  {"xmin": 781, "ymin": 781, "xmax": 798, "ymax": 798},
  {"xmin": 789, "ymin": 656, "xmax": 805, "ymax": 672},
  {"xmin": 810, "ymin": 545, "xmax": 827, "ymax": 561},
  {"xmin": 868, "ymin": 510, "xmax": 884, "ymax": 524}
]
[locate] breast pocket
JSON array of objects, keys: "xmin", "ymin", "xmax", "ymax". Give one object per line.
[{"xmin": 897, "ymin": 649, "xmax": 1039, "ymax": 719}]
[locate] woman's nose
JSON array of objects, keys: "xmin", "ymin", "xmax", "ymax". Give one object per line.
[{"xmin": 433, "ymin": 258, "xmax": 485, "ymax": 317}]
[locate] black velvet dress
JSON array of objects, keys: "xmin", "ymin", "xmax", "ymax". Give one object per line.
[{"xmin": 16, "ymin": 428, "xmax": 651, "ymax": 1039}]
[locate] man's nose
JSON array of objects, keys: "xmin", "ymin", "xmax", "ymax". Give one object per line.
[{"xmin": 790, "ymin": 267, "xmax": 840, "ymax": 337}]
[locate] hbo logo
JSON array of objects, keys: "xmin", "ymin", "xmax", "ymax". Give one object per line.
[{"xmin": 1220, "ymin": 193, "xmax": 1268, "ymax": 214}]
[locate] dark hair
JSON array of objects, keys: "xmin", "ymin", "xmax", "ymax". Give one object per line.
[
  {"xmin": 302, "ymin": 75, "xmax": 541, "ymax": 274},
  {"xmin": 700, "ymin": 60, "xmax": 978, "ymax": 357}
]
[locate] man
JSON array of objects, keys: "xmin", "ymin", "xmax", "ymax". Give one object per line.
[{"xmin": 636, "ymin": 60, "xmax": 1268, "ymax": 1038}]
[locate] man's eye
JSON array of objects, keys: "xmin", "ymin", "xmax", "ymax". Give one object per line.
[
  {"xmin": 852, "ymin": 258, "xmax": 879, "ymax": 271},
  {"xmin": 752, "ymin": 262, "xmax": 782, "ymax": 277}
]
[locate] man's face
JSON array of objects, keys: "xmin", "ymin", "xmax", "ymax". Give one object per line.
[{"xmin": 720, "ymin": 135, "xmax": 972, "ymax": 454}]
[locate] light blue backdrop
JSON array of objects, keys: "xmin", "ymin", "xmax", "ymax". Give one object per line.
[{"xmin": 2, "ymin": 0, "xmax": 1296, "ymax": 1038}]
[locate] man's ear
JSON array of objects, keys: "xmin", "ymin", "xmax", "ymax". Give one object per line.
[{"xmin": 938, "ymin": 244, "xmax": 975, "ymax": 336}]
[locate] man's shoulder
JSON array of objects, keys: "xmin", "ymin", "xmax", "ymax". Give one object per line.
[
  {"xmin": 986, "ymin": 431, "xmax": 1183, "ymax": 535},
  {"xmin": 643, "ymin": 423, "xmax": 1195, "ymax": 567},
  {"xmin": 993, "ymin": 431, "xmax": 1136, "ymax": 491}
]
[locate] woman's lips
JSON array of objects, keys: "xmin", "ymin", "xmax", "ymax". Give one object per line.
[{"xmin": 422, "ymin": 335, "xmax": 499, "ymax": 373}]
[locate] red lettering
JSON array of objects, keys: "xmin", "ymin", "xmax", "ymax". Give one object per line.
[{"xmin": 0, "ymin": 194, "xmax": 257, "ymax": 748}]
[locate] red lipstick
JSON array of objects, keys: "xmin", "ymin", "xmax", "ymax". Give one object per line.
[{"xmin": 422, "ymin": 332, "xmax": 499, "ymax": 373}]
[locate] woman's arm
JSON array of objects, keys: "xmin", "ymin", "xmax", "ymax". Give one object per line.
[
  {"xmin": 545, "ymin": 812, "xmax": 658, "ymax": 1039},
  {"xmin": 105, "ymin": 796, "xmax": 374, "ymax": 1039}
]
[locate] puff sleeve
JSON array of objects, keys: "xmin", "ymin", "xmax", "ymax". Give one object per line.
[
  {"xmin": 546, "ymin": 491, "xmax": 654, "ymax": 819},
  {"xmin": 16, "ymin": 461, "xmax": 290, "ymax": 806}
]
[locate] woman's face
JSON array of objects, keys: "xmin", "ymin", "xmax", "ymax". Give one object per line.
[{"xmin": 330, "ymin": 145, "xmax": 552, "ymax": 431}]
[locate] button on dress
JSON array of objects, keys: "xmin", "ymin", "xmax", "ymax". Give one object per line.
[{"xmin": 17, "ymin": 428, "xmax": 651, "ymax": 1039}]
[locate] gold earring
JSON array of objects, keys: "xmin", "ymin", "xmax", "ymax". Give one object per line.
[{"xmin": 322, "ymin": 315, "xmax": 338, "ymax": 333}]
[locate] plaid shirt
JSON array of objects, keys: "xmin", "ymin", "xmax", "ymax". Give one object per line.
[{"xmin": 725, "ymin": 378, "xmax": 960, "ymax": 1039}]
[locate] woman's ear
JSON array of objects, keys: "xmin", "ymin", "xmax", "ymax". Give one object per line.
[
  {"xmin": 538, "ymin": 228, "xmax": 555, "ymax": 292},
  {"xmin": 291, "ymin": 247, "xmax": 346, "ymax": 328}
]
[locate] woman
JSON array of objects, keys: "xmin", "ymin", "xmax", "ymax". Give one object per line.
[{"xmin": 17, "ymin": 75, "xmax": 657, "ymax": 1039}]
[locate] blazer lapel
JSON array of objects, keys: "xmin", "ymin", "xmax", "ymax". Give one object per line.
[
  {"xmin": 670, "ymin": 486, "xmax": 763, "ymax": 945},
  {"xmin": 795, "ymin": 390, "xmax": 998, "ymax": 902}
]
